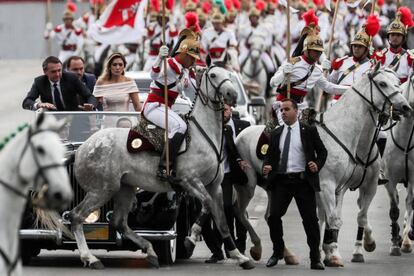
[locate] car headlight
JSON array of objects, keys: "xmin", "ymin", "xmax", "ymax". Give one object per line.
[{"xmin": 84, "ymin": 209, "xmax": 100, "ymax": 224}]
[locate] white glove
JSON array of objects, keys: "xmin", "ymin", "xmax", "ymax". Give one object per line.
[
  {"xmin": 282, "ymin": 63, "xmax": 294, "ymax": 75},
  {"xmin": 322, "ymin": 59, "xmax": 331, "ymax": 70},
  {"xmin": 159, "ymin": 45, "xmax": 169, "ymax": 59}
]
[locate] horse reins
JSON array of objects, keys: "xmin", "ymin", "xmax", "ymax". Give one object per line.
[
  {"xmin": 0, "ymin": 126, "xmax": 65, "ymax": 275},
  {"xmin": 189, "ymin": 65, "xmax": 232, "ymax": 186}
]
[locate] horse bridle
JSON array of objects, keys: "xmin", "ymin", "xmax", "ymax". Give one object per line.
[
  {"xmin": 0, "ymin": 126, "xmax": 65, "ymax": 275},
  {"xmin": 189, "ymin": 65, "xmax": 233, "ymax": 186},
  {"xmin": 351, "ymin": 69, "xmax": 401, "ymax": 114}
]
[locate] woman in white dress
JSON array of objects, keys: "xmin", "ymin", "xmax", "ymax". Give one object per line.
[
  {"xmin": 93, "ymin": 53, "xmax": 141, "ymax": 127},
  {"xmin": 93, "ymin": 52, "xmax": 142, "ymax": 112}
]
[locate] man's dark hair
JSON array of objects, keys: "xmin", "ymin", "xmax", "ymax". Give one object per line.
[
  {"xmin": 66, "ymin": 56, "xmax": 85, "ymax": 69},
  {"xmin": 42, "ymin": 56, "xmax": 62, "ymax": 71},
  {"xmin": 281, "ymin": 98, "xmax": 298, "ymax": 110}
]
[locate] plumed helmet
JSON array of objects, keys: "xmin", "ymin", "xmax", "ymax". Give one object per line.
[
  {"xmin": 211, "ymin": 11, "xmax": 225, "ymax": 23},
  {"xmin": 62, "ymin": 10, "xmax": 75, "ymax": 20},
  {"xmin": 352, "ymin": 15, "xmax": 381, "ymax": 48},
  {"xmin": 185, "ymin": 1, "xmax": 198, "ymax": 12},
  {"xmin": 249, "ymin": 8, "xmax": 261, "ymax": 17},
  {"xmin": 387, "ymin": 7, "xmax": 414, "ymax": 37},
  {"xmin": 176, "ymin": 29, "xmax": 201, "ymax": 60},
  {"xmin": 301, "ymin": 10, "xmax": 324, "ymax": 52},
  {"xmin": 303, "ymin": 31, "xmax": 324, "ymax": 52}
]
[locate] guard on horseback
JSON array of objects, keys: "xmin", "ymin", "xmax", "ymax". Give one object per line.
[
  {"xmin": 269, "ymin": 10, "xmax": 348, "ymax": 104},
  {"xmin": 371, "ymin": 6, "xmax": 414, "ymax": 84},
  {"xmin": 142, "ymin": 28, "xmax": 200, "ymax": 184},
  {"xmin": 326, "ymin": 15, "xmax": 380, "ymax": 103}
]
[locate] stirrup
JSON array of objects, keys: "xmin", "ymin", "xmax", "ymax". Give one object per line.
[{"xmin": 157, "ymin": 167, "xmax": 169, "ymax": 182}]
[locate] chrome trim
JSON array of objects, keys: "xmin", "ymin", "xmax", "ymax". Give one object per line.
[
  {"xmin": 133, "ymin": 230, "xmax": 177, "ymax": 241},
  {"xmin": 19, "ymin": 229, "xmax": 62, "ymax": 244}
]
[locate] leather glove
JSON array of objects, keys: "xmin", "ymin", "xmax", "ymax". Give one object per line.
[{"xmin": 322, "ymin": 59, "xmax": 331, "ymax": 70}]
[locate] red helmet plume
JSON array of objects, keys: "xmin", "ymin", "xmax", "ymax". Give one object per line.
[
  {"xmin": 185, "ymin": 11, "xmax": 201, "ymax": 33},
  {"xmin": 303, "ymin": 9, "xmax": 319, "ymax": 27},
  {"xmin": 399, "ymin": 6, "xmax": 414, "ymax": 28},
  {"xmin": 365, "ymin": 15, "xmax": 381, "ymax": 37}
]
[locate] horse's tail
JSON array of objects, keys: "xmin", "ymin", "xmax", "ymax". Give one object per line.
[{"xmin": 33, "ymin": 208, "xmax": 74, "ymax": 240}]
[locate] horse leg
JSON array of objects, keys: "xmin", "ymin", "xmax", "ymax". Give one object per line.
[
  {"xmin": 178, "ymin": 177, "xmax": 214, "ymax": 257},
  {"xmin": 352, "ymin": 175, "xmax": 378, "ymax": 263},
  {"xmin": 206, "ymin": 179, "xmax": 254, "ymax": 269},
  {"xmin": 321, "ymin": 185, "xmax": 344, "ymax": 267},
  {"xmin": 232, "ymin": 172, "xmax": 262, "ymax": 261},
  {"xmin": 111, "ymin": 183, "xmax": 160, "ymax": 267},
  {"xmin": 402, "ymin": 180, "xmax": 414, "ymax": 252},
  {"xmin": 70, "ymin": 190, "xmax": 114, "ymax": 269},
  {"xmin": 384, "ymin": 181, "xmax": 402, "ymax": 256}
]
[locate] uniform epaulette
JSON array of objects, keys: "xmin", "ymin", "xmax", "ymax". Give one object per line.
[
  {"xmin": 371, "ymin": 49, "xmax": 386, "ymax": 64},
  {"xmin": 289, "ymin": 56, "xmax": 301, "ymax": 65},
  {"xmin": 332, "ymin": 56, "xmax": 348, "ymax": 70},
  {"xmin": 54, "ymin": 25, "xmax": 62, "ymax": 33},
  {"xmin": 75, "ymin": 29, "xmax": 83, "ymax": 36}
]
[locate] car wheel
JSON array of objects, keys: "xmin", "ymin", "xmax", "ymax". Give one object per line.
[{"xmin": 152, "ymin": 223, "xmax": 177, "ymax": 265}]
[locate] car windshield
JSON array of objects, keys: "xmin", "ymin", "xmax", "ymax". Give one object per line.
[{"xmin": 229, "ymin": 74, "xmax": 247, "ymax": 106}]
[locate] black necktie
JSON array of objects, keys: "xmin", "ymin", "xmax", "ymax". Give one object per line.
[
  {"xmin": 279, "ymin": 126, "xmax": 291, "ymax": 173},
  {"xmin": 53, "ymin": 83, "xmax": 65, "ymax": 110}
]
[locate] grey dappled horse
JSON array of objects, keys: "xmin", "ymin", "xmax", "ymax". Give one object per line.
[
  {"xmin": 69, "ymin": 66, "xmax": 255, "ymax": 270},
  {"xmin": 234, "ymin": 64, "xmax": 411, "ymax": 266},
  {"xmin": 382, "ymin": 73, "xmax": 414, "ymax": 256},
  {"xmin": 0, "ymin": 113, "xmax": 72, "ymax": 276}
]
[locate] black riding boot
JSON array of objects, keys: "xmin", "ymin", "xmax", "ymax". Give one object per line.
[{"xmin": 157, "ymin": 133, "xmax": 186, "ymax": 187}]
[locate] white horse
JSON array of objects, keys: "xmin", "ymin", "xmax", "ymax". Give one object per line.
[
  {"xmin": 382, "ymin": 73, "xmax": 414, "ymax": 256},
  {"xmin": 0, "ymin": 113, "xmax": 73, "ymax": 276},
  {"xmin": 234, "ymin": 65, "xmax": 411, "ymax": 265},
  {"xmin": 67, "ymin": 66, "xmax": 255, "ymax": 270}
]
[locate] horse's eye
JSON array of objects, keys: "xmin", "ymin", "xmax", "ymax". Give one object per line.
[
  {"xmin": 379, "ymin": 81, "xmax": 387, "ymax": 88},
  {"xmin": 37, "ymin": 146, "xmax": 45, "ymax": 155},
  {"xmin": 210, "ymin": 73, "xmax": 216, "ymax": 78}
]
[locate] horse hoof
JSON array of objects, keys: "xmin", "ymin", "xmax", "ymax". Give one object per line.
[
  {"xmin": 401, "ymin": 243, "xmax": 412, "ymax": 253},
  {"xmin": 284, "ymin": 255, "xmax": 299, "ymax": 265},
  {"xmin": 239, "ymin": 260, "xmax": 255, "ymax": 270},
  {"xmin": 249, "ymin": 246, "xmax": 262, "ymax": 261},
  {"xmin": 351, "ymin": 254, "xmax": 364, "ymax": 263},
  {"xmin": 184, "ymin": 236, "xmax": 196, "ymax": 257},
  {"xmin": 89, "ymin": 260, "xmax": 105, "ymax": 270},
  {"xmin": 146, "ymin": 255, "xmax": 160, "ymax": 268},
  {"xmin": 408, "ymin": 230, "xmax": 414, "ymax": 241},
  {"xmin": 363, "ymin": 240, "xmax": 376, "ymax": 252},
  {"xmin": 324, "ymin": 256, "xmax": 344, "ymax": 267},
  {"xmin": 389, "ymin": 246, "xmax": 401, "ymax": 256}
]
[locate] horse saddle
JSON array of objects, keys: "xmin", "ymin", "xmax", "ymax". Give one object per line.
[
  {"xmin": 127, "ymin": 115, "xmax": 189, "ymax": 154},
  {"xmin": 256, "ymin": 118, "xmax": 279, "ymax": 160}
]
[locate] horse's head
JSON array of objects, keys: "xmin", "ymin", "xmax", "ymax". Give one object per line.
[
  {"xmin": 201, "ymin": 65, "xmax": 238, "ymax": 107},
  {"xmin": 22, "ymin": 113, "xmax": 73, "ymax": 210},
  {"xmin": 355, "ymin": 62, "xmax": 411, "ymax": 117},
  {"xmin": 248, "ymin": 35, "xmax": 266, "ymax": 62}
]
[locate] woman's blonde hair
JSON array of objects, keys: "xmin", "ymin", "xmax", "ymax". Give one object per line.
[{"xmin": 98, "ymin": 52, "xmax": 127, "ymax": 82}]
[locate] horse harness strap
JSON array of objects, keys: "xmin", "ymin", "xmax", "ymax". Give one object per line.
[
  {"xmin": 0, "ymin": 240, "xmax": 20, "ymax": 276},
  {"xmin": 189, "ymin": 115, "xmax": 224, "ymax": 186},
  {"xmin": 390, "ymin": 120, "xmax": 414, "ymax": 183},
  {"xmin": 337, "ymin": 58, "xmax": 369, "ymax": 84}
]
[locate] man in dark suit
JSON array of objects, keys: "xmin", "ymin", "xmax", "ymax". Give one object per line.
[
  {"xmin": 263, "ymin": 98, "xmax": 327, "ymax": 270},
  {"xmin": 22, "ymin": 56, "xmax": 97, "ymax": 111},
  {"xmin": 202, "ymin": 104, "xmax": 251, "ymax": 263},
  {"xmin": 66, "ymin": 55, "xmax": 102, "ymax": 111}
]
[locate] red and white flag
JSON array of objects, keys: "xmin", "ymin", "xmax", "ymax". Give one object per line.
[{"xmin": 88, "ymin": 0, "xmax": 148, "ymax": 44}]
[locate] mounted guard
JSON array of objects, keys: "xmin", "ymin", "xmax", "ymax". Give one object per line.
[
  {"xmin": 372, "ymin": 6, "xmax": 414, "ymax": 83},
  {"xmin": 142, "ymin": 28, "xmax": 200, "ymax": 184}
]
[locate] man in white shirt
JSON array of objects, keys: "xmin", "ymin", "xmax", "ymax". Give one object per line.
[{"xmin": 263, "ymin": 98, "xmax": 327, "ymax": 270}]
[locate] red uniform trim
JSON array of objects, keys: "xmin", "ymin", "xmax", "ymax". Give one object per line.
[
  {"xmin": 389, "ymin": 47, "xmax": 403, "ymax": 54},
  {"xmin": 209, "ymin": 47, "xmax": 225, "ymax": 59},
  {"xmin": 152, "ymin": 66, "xmax": 161, "ymax": 73},
  {"xmin": 169, "ymin": 29, "xmax": 178, "ymax": 37},
  {"xmin": 332, "ymin": 58, "xmax": 344, "ymax": 70},
  {"xmin": 301, "ymin": 54, "xmax": 314, "ymax": 65},
  {"xmin": 400, "ymin": 78, "xmax": 408, "ymax": 84},
  {"xmin": 276, "ymin": 88, "xmax": 307, "ymax": 101},
  {"xmin": 75, "ymin": 29, "xmax": 83, "ymax": 36},
  {"xmin": 168, "ymin": 58, "xmax": 181, "ymax": 75},
  {"xmin": 147, "ymin": 27, "xmax": 155, "ymax": 37},
  {"xmin": 407, "ymin": 54, "xmax": 414, "ymax": 67},
  {"xmin": 371, "ymin": 51, "xmax": 386, "ymax": 65},
  {"xmin": 147, "ymin": 88, "xmax": 179, "ymax": 108},
  {"xmin": 54, "ymin": 26, "xmax": 62, "ymax": 32}
]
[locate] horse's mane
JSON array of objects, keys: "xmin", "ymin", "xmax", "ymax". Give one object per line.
[{"xmin": 0, "ymin": 123, "xmax": 29, "ymax": 151}]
